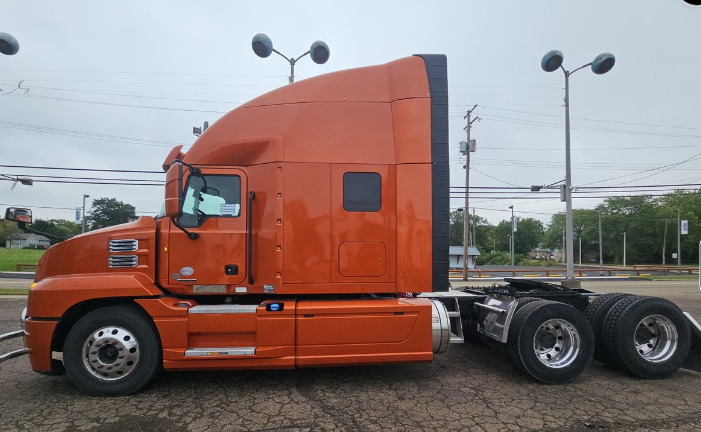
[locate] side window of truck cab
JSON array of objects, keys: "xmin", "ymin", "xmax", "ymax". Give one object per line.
[
  {"xmin": 343, "ymin": 172, "xmax": 381, "ymax": 212},
  {"xmin": 180, "ymin": 175, "xmax": 241, "ymax": 227}
]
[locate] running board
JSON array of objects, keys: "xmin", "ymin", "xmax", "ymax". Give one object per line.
[
  {"xmin": 188, "ymin": 305, "xmax": 258, "ymax": 314},
  {"xmin": 184, "ymin": 347, "xmax": 256, "ymax": 357}
]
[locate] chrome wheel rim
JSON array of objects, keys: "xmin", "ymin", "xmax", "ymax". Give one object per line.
[
  {"xmin": 533, "ymin": 319, "xmax": 581, "ymax": 369},
  {"xmin": 635, "ymin": 315, "xmax": 678, "ymax": 363},
  {"xmin": 82, "ymin": 326, "xmax": 139, "ymax": 381}
]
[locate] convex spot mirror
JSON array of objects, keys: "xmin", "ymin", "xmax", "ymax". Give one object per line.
[{"xmin": 5, "ymin": 207, "xmax": 32, "ymax": 224}]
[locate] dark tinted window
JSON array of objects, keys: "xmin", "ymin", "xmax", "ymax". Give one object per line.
[{"xmin": 343, "ymin": 172, "xmax": 381, "ymax": 212}]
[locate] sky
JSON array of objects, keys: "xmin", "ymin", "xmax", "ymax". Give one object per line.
[{"xmin": 1, "ymin": 0, "xmax": 700, "ymax": 226}]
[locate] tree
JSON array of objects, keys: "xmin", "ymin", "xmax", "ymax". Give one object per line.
[
  {"xmin": 86, "ymin": 198, "xmax": 138, "ymax": 230},
  {"xmin": 32, "ymin": 219, "xmax": 82, "ymax": 242},
  {"xmin": 494, "ymin": 217, "xmax": 544, "ymax": 255},
  {"xmin": 449, "ymin": 210, "xmax": 495, "ymax": 253},
  {"xmin": 0, "ymin": 218, "xmax": 20, "ymax": 245}
]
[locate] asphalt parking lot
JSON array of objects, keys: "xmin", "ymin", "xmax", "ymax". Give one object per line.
[{"xmin": 1, "ymin": 280, "xmax": 701, "ymax": 432}]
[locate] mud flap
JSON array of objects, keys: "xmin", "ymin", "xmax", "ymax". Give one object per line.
[{"xmin": 682, "ymin": 312, "xmax": 701, "ymax": 373}]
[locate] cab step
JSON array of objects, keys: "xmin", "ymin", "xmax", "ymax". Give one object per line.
[{"xmin": 184, "ymin": 347, "xmax": 256, "ymax": 356}]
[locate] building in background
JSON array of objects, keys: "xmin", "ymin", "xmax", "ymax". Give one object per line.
[
  {"xmin": 449, "ymin": 245, "xmax": 481, "ymax": 269},
  {"xmin": 5, "ymin": 233, "xmax": 50, "ymax": 249}
]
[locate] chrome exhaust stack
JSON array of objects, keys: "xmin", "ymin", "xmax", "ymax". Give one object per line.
[{"xmin": 430, "ymin": 300, "xmax": 451, "ymax": 354}]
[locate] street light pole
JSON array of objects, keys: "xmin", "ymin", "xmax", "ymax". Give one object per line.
[
  {"xmin": 509, "ymin": 205, "xmax": 515, "ymax": 266},
  {"xmin": 541, "ymin": 50, "xmax": 616, "ymax": 287},
  {"xmin": 82, "ymin": 194, "xmax": 90, "ymax": 233},
  {"xmin": 598, "ymin": 209, "xmax": 604, "ymax": 275},
  {"xmin": 623, "ymin": 232, "xmax": 627, "ymax": 268}
]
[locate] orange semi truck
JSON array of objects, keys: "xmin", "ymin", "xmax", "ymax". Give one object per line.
[{"xmin": 2, "ymin": 55, "xmax": 700, "ymax": 396}]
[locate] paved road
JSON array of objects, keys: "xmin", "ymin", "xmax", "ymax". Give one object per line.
[{"xmin": 1, "ymin": 281, "xmax": 701, "ymax": 432}]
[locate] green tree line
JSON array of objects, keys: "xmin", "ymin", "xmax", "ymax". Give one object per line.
[{"xmin": 451, "ymin": 190, "xmax": 701, "ymax": 265}]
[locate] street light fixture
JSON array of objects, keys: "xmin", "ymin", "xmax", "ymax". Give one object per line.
[
  {"xmin": 252, "ymin": 33, "xmax": 330, "ymax": 84},
  {"xmin": 541, "ymin": 50, "xmax": 615, "ymax": 286},
  {"xmin": 82, "ymin": 194, "xmax": 90, "ymax": 234},
  {"xmin": 0, "ymin": 33, "xmax": 19, "ymax": 56}
]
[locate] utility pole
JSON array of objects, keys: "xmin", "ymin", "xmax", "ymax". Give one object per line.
[
  {"xmin": 82, "ymin": 194, "xmax": 90, "ymax": 233},
  {"xmin": 623, "ymin": 232, "xmax": 627, "ymax": 268},
  {"xmin": 509, "ymin": 205, "xmax": 515, "ymax": 266},
  {"xmin": 677, "ymin": 209, "xmax": 681, "ymax": 271},
  {"xmin": 462, "ymin": 105, "xmax": 479, "ymax": 281},
  {"xmin": 598, "ymin": 209, "xmax": 603, "ymax": 274},
  {"xmin": 662, "ymin": 219, "xmax": 668, "ymax": 266},
  {"xmin": 579, "ymin": 236, "xmax": 582, "ymax": 267},
  {"xmin": 472, "ymin": 208, "xmax": 476, "ymax": 247}
]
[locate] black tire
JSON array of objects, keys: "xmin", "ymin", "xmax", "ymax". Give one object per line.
[
  {"xmin": 63, "ymin": 306, "xmax": 161, "ymax": 396},
  {"xmin": 584, "ymin": 293, "xmax": 636, "ymax": 363},
  {"xmin": 506, "ymin": 300, "xmax": 594, "ymax": 384},
  {"xmin": 600, "ymin": 296, "xmax": 690, "ymax": 379}
]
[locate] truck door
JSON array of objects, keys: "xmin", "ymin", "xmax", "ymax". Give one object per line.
[{"xmin": 168, "ymin": 168, "xmax": 248, "ymax": 288}]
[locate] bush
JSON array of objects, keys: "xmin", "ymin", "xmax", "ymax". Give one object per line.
[
  {"xmin": 476, "ymin": 252, "xmax": 510, "ymax": 266},
  {"xmin": 518, "ymin": 258, "xmax": 559, "ymax": 267}
]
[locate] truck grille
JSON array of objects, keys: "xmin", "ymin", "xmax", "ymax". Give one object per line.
[
  {"xmin": 108, "ymin": 255, "xmax": 138, "ymax": 268},
  {"xmin": 108, "ymin": 239, "xmax": 138, "ymax": 252}
]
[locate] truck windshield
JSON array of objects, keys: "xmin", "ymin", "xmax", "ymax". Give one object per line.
[{"xmin": 180, "ymin": 174, "xmax": 241, "ymax": 227}]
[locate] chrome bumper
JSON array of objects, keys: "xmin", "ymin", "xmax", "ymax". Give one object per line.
[{"xmin": 0, "ymin": 307, "xmax": 29, "ymax": 363}]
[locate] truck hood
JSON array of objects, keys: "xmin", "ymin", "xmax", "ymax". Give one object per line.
[{"xmin": 34, "ymin": 217, "xmax": 157, "ymax": 282}]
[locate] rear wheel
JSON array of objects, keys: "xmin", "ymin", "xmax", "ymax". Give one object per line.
[
  {"xmin": 507, "ymin": 300, "xmax": 594, "ymax": 384},
  {"xmin": 63, "ymin": 306, "xmax": 161, "ymax": 396},
  {"xmin": 600, "ymin": 296, "xmax": 690, "ymax": 378},
  {"xmin": 584, "ymin": 293, "xmax": 635, "ymax": 363}
]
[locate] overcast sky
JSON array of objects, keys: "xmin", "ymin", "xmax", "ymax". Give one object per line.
[{"xmin": 1, "ymin": 0, "xmax": 700, "ymax": 226}]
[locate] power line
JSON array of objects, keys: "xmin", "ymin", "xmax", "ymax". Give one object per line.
[
  {"xmin": 0, "ymin": 178, "xmax": 162, "ymax": 186},
  {"xmin": 0, "ymin": 173, "xmax": 163, "ymax": 183},
  {"xmin": 0, "ymin": 164, "xmax": 162, "ymax": 174},
  {"xmin": 477, "ymin": 105, "xmax": 701, "ymax": 131},
  {"xmin": 6, "ymin": 93, "xmax": 230, "ymax": 114},
  {"xmin": 578, "ymin": 152, "xmax": 701, "ymax": 187},
  {"xmin": 0, "ymin": 121, "xmax": 181, "ymax": 149}
]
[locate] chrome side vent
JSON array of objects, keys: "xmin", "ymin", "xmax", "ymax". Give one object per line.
[
  {"xmin": 108, "ymin": 255, "xmax": 138, "ymax": 268},
  {"xmin": 109, "ymin": 239, "xmax": 138, "ymax": 252}
]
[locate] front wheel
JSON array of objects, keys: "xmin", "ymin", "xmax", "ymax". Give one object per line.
[{"xmin": 63, "ymin": 306, "xmax": 161, "ymax": 396}]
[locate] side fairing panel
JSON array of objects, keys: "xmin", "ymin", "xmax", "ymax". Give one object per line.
[
  {"xmin": 283, "ymin": 162, "xmax": 332, "ymax": 284},
  {"xmin": 396, "ymin": 164, "xmax": 433, "ymax": 291}
]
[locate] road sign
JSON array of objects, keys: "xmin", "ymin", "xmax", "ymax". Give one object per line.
[
  {"xmin": 681, "ymin": 220, "xmax": 689, "ymax": 235},
  {"xmin": 673, "ymin": 253, "xmax": 678, "ymax": 259}
]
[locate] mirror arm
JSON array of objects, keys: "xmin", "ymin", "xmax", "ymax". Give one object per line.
[
  {"xmin": 172, "ymin": 219, "xmax": 199, "ymax": 240},
  {"xmin": 17, "ymin": 222, "xmax": 69, "ymax": 243},
  {"xmin": 172, "ymin": 159, "xmax": 201, "ymax": 176}
]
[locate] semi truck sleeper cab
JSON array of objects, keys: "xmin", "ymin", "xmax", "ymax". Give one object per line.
[{"xmin": 1, "ymin": 55, "xmax": 700, "ymax": 396}]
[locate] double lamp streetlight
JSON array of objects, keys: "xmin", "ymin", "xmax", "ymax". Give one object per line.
[{"xmin": 540, "ymin": 49, "xmax": 615, "ymax": 286}]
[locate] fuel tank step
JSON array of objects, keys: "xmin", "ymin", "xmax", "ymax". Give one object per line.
[
  {"xmin": 184, "ymin": 347, "xmax": 256, "ymax": 356},
  {"xmin": 188, "ymin": 305, "xmax": 258, "ymax": 314}
]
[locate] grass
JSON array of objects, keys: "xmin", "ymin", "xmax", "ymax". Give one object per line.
[
  {"xmin": 631, "ymin": 275, "xmax": 698, "ymax": 281},
  {"xmin": 0, "ymin": 248, "xmax": 45, "ymax": 271},
  {"xmin": 0, "ymin": 288, "xmax": 30, "ymax": 295}
]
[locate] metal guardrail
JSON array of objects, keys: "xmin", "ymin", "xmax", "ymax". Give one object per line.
[{"xmin": 449, "ymin": 267, "xmax": 700, "ymax": 278}]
